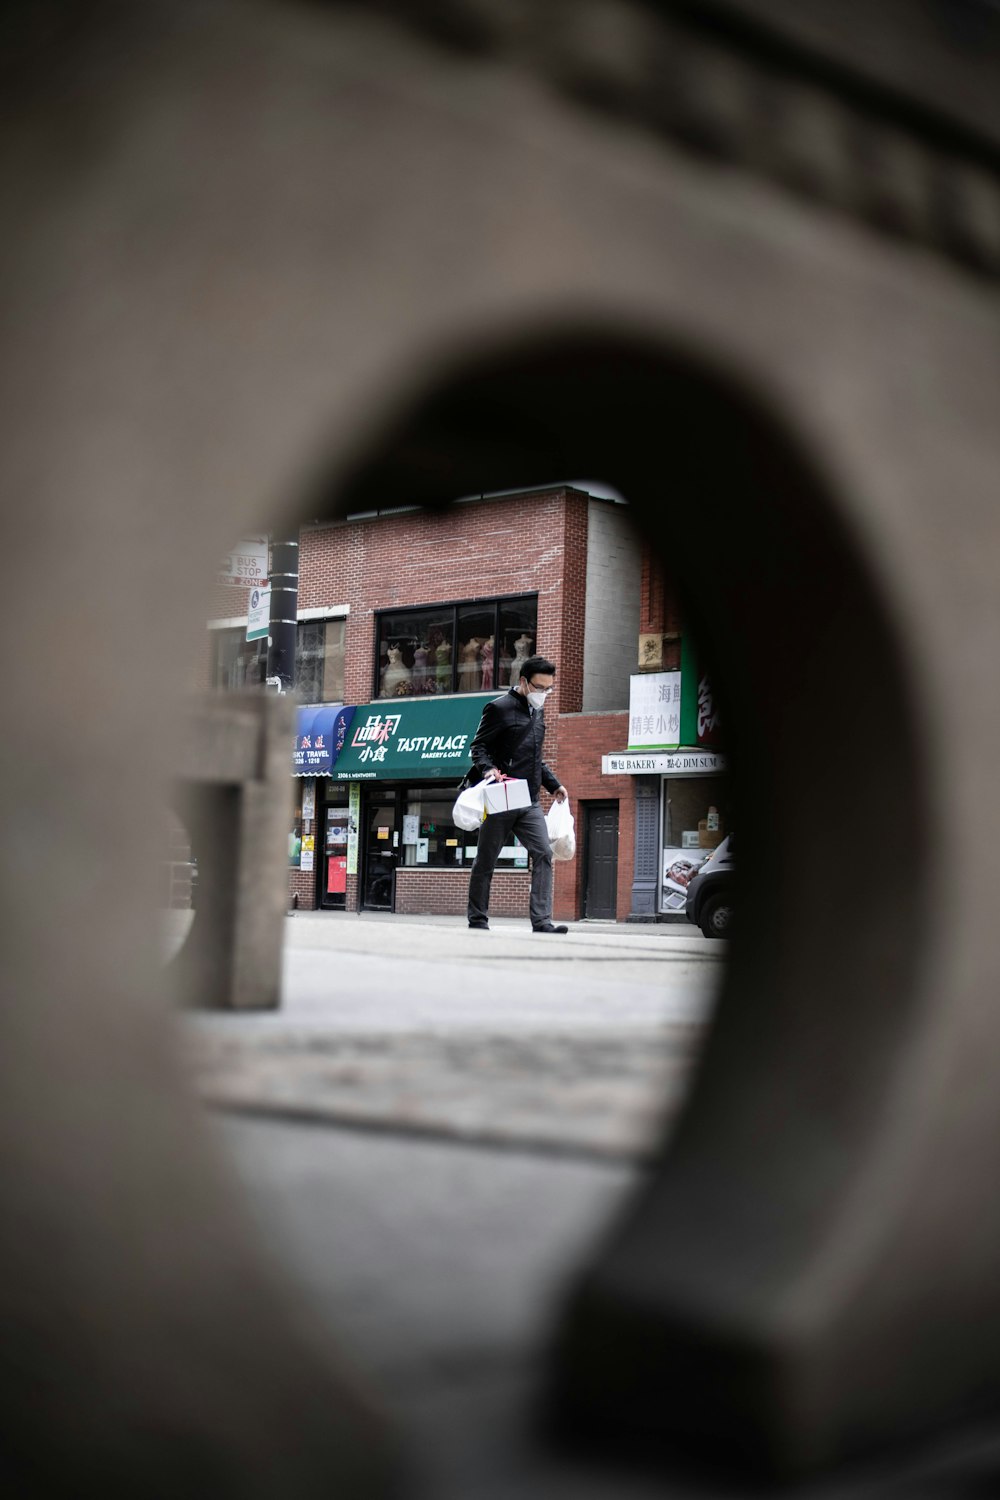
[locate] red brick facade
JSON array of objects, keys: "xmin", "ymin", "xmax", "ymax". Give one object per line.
[
  {"xmin": 204, "ymin": 486, "xmax": 661, "ymax": 922},
  {"xmin": 551, "ymin": 712, "xmax": 634, "ymax": 923},
  {"xmin": 394, "ymin": 869, "xmax": 531, "ymax": 918},
  {"xmin": 299, "ymin": 486, "xmax": 589, "ymax": 731}
]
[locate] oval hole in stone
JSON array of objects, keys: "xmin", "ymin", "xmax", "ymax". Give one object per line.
[{"xmin": 193, "ymin": 320, "xmax": 927, "ymax": 1481}]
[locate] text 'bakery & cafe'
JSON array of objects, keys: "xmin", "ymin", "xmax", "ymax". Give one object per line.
[{"xmin": 289, "ymin": 694, "xmax": 512, "ymax": 913}]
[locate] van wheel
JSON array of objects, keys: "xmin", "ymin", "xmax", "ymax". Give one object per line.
[{"xmin": 700, "ymin": 895, "xmax": 732, "ymax": 939}]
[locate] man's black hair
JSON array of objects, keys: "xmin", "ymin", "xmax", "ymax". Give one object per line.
[{"xmin": 520, "ymin": 654, "xmax": 556, "ymax": 681}]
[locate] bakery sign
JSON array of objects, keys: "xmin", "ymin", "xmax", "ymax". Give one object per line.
[
  {"xmin": 333, "ymin": 694, "xmax": 495, "ymax": 780},
  {"xmin": 602, "ymin": 751, "xmax": 727, "ymax": 776}
]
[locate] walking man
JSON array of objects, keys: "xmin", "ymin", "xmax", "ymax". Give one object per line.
[{"xmin": 466, "ymin": 654, "xmax": 570, "ymax": 933}]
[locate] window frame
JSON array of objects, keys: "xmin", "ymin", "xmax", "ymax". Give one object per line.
[
  {"xmin": 397, "ymin": 782, "xmax": 530, "ymax": 870},
  {"xmin": 207, "ymin": 609, "xmax": 348, "ymax": 701},
  {"xmin": 209, "ymin": 624, "xmax": 267, "ymax": 691},
  {"xmin": 295, "ymin": 615, "xmax": 346, "ymax": 705},
  {"xmin": 372, "ymin": 593, "xmax": 538, "ymax": 700}
]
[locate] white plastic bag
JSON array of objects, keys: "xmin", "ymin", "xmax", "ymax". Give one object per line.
[
  {"xmin": 545, "ymin": 797, "xmax": 576, "ymax": 861},
  {"xmin": 452, "ymin": 779, "xmax": 490, "ymax": 831}
]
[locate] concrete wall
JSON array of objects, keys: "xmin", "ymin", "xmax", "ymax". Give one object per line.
[{"xmin": 582, "ymin": 501, "xmax": 642, "ymax": 712}]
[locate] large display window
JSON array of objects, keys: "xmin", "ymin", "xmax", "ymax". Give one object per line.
[
  {"xmin": 401, "ymin": 791, "xmax": 472, "ymax": 867},
  {"xmin": 375, "ymin": 595, "xmax": 537, "ymax": 700},
  {"xmin": 396, "ymin": 788, "xmax": 529, "ymax": 869},
  {"xmin": 660, "ymin": 774, "xmax": 729, "ymax": 913},
  {"xmin": 296, "ymin": 618, "xmax": 346, "ymax": 703},
  {"xmin": 212, "ymin": 627, "xmax": 266, "ymax": 690},
  {"xmin": 211, "ymin": 619, "xmax": 345, "ymax": 701}
]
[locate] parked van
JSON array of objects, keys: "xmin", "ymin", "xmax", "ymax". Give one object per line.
[{"xmin": 684, "ymin": 834, "xmax": 733, "ymax": 939}]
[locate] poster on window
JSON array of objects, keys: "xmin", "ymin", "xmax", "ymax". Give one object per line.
[
  {"xmin": 346, "ymin": 783, "xmax": 360, "ymax": 875},
  {"xmin": 660, "ymin": 848, "xmax": 711, "ymax": 913}
]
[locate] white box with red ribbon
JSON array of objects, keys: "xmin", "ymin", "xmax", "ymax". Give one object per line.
[{"xmin": 483, "ymin": 778, "xmax": 531, "ymax": 814}]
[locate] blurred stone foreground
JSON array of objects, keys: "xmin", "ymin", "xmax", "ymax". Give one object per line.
[
  {"xmin": 8, "ymin": 0, "xmax": 1000, "ymax": 1496},
  {"xmin": 180, "ymin": 915, "xmax": 721, "ymax": 1497}
]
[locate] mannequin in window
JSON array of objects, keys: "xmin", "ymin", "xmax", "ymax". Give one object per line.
[
  {"xmin": 381, "ymin": 643, "xmax": 412, "ymax": 698},
  {"xmin": 458, "ymin": 636, "xmax": 483, "ymax": 692},
  {"xmin": 411, "ymin": 640, "xmax": 430, "ymax": 693},
  {"xmin": 509, "ymin": 633, "xmax": 533, "ymax": 687},
  {"xmin": 479, "ymin": 634, "xmax": 495, "ymax": 692},
  {"xmin": 434, "ymin": 637, "xmax": 452, "ymax": 693}
]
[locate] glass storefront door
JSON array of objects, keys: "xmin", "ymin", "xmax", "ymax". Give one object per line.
[
  {"xmin": 321, "ymin": 802, "xmax": 350, "ymax": 909},
  {"xmin": 362, "ymin": 790, "xmax": 398, "ymax": 909}
]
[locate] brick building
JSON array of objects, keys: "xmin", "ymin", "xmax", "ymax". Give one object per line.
[{"xmin": 206, "ymin": 483, "xmax": 726, "ymax": 922}]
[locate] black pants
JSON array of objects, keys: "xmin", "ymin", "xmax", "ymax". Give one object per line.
[{"xmin": 467, "ymin": 802, "xmax": 553, "ymax": 927}]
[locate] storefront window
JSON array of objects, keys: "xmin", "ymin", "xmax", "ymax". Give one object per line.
[
  {"xmin": 456, "ymin": 604, "xmax": 496, "ymax": 694},
  {"xmin": 402, "ymin": 792, "xmax": 469, "ymax": 867},
  {"xmin": 661, "ymin": 775, "xmax": 729, "ymax": 913},
  {"xmin": 211, "ymin": 627, "xmax": 266, "ymax": 690},
  {"xmin": 498, "ymin": 599, "xmax": 537, "ymax": 690},
  {"xmin": 400, "ymin": 788, "xmax": 530, "ymax": 868},
  {"xmin": 374, "ymin": 596, "xmax": 537, "ymax": 699},
  {"xmin": 296, "ymin": 618, "xmax": 346, "ymax": 703},
  {"xmin": 377, "ymin": 607, "xmax": 453, "ymax": 699},
  {"xmin": 289, "ymin": 785, "xmax": 303, "ymax": 867},
  {"xmin": 212, "ymin": 620, "xmax": 345, "ymax": 699}
]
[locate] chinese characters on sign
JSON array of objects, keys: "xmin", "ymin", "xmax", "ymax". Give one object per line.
[
  {"xmin": 627, "ymin": 672, "xmax": 682, "ymax": 750},
  {"xmin": 335, "ymin": 704, "xmax": 475, "ymax": 778},
  {"xmin": 293, "ymin": 705, "xmax": 355, "ymax": 776},
  {"xmin": 697, "ymin": 672, "xmax": 721, "ymax": 745},
  {"xmin": 351, "ymin": 712, "xmax": 402, "ymax": 764},
  {"xmin": 602, "ymin": 751, "xmax": 727, "ymax": 775},
  {"xmin": 346, "ymin": 783, "xmax": 360, "ymax": 875}
]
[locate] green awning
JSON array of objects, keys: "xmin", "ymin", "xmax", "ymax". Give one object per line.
[{"xmin": 332, "ymin": 693, "xmax": 495, "ymax": 780}]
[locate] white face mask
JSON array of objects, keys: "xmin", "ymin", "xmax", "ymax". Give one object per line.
[{"xmin": 527, "ymin": 689, "xmax": 549, "ymax": 710}]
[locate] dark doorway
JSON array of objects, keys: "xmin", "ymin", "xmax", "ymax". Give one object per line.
[
  {"xmin": 583, "ymin": 801, "xmax": 619, "ymax": 920},
  {"xmin": 362, "ymin": 790, "xmax": 398, "ymax": 910}
]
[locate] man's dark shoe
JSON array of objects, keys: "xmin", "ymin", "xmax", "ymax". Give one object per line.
[
  {"xmin": 532, "ymin": 922, "xmax": 568, "ymax": 934},
  {"xmin": 468, "ymin": 920, "xmax": 489, "ymax": 930}
]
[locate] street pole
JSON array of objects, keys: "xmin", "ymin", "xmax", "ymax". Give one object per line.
[{"xmin": 265, "ymin": 532, "xmax": 299, "ymax": 692}]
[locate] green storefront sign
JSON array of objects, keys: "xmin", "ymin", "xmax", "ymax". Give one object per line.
[{"xmin": 333, "ymin": 694, "xmax": 495, "ymax": 780}]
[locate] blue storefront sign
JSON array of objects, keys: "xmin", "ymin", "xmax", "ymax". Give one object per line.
[{"xmin": 293, "ymin": 704, "xmax": 355, "ymax": 776}]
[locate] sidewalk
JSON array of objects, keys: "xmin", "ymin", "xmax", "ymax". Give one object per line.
[
  {"xmin": 180, "ymin": 915, "xmax": 717, "ymax": 1497},
  {"xmin": 177, "ymin": 910, "xmax": 722, "ymax": 1162}
]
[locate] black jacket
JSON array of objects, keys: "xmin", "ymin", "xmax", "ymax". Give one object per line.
[{"xmin": 468, "ymin": 689, "xmax": 561, "ymax": 802}]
